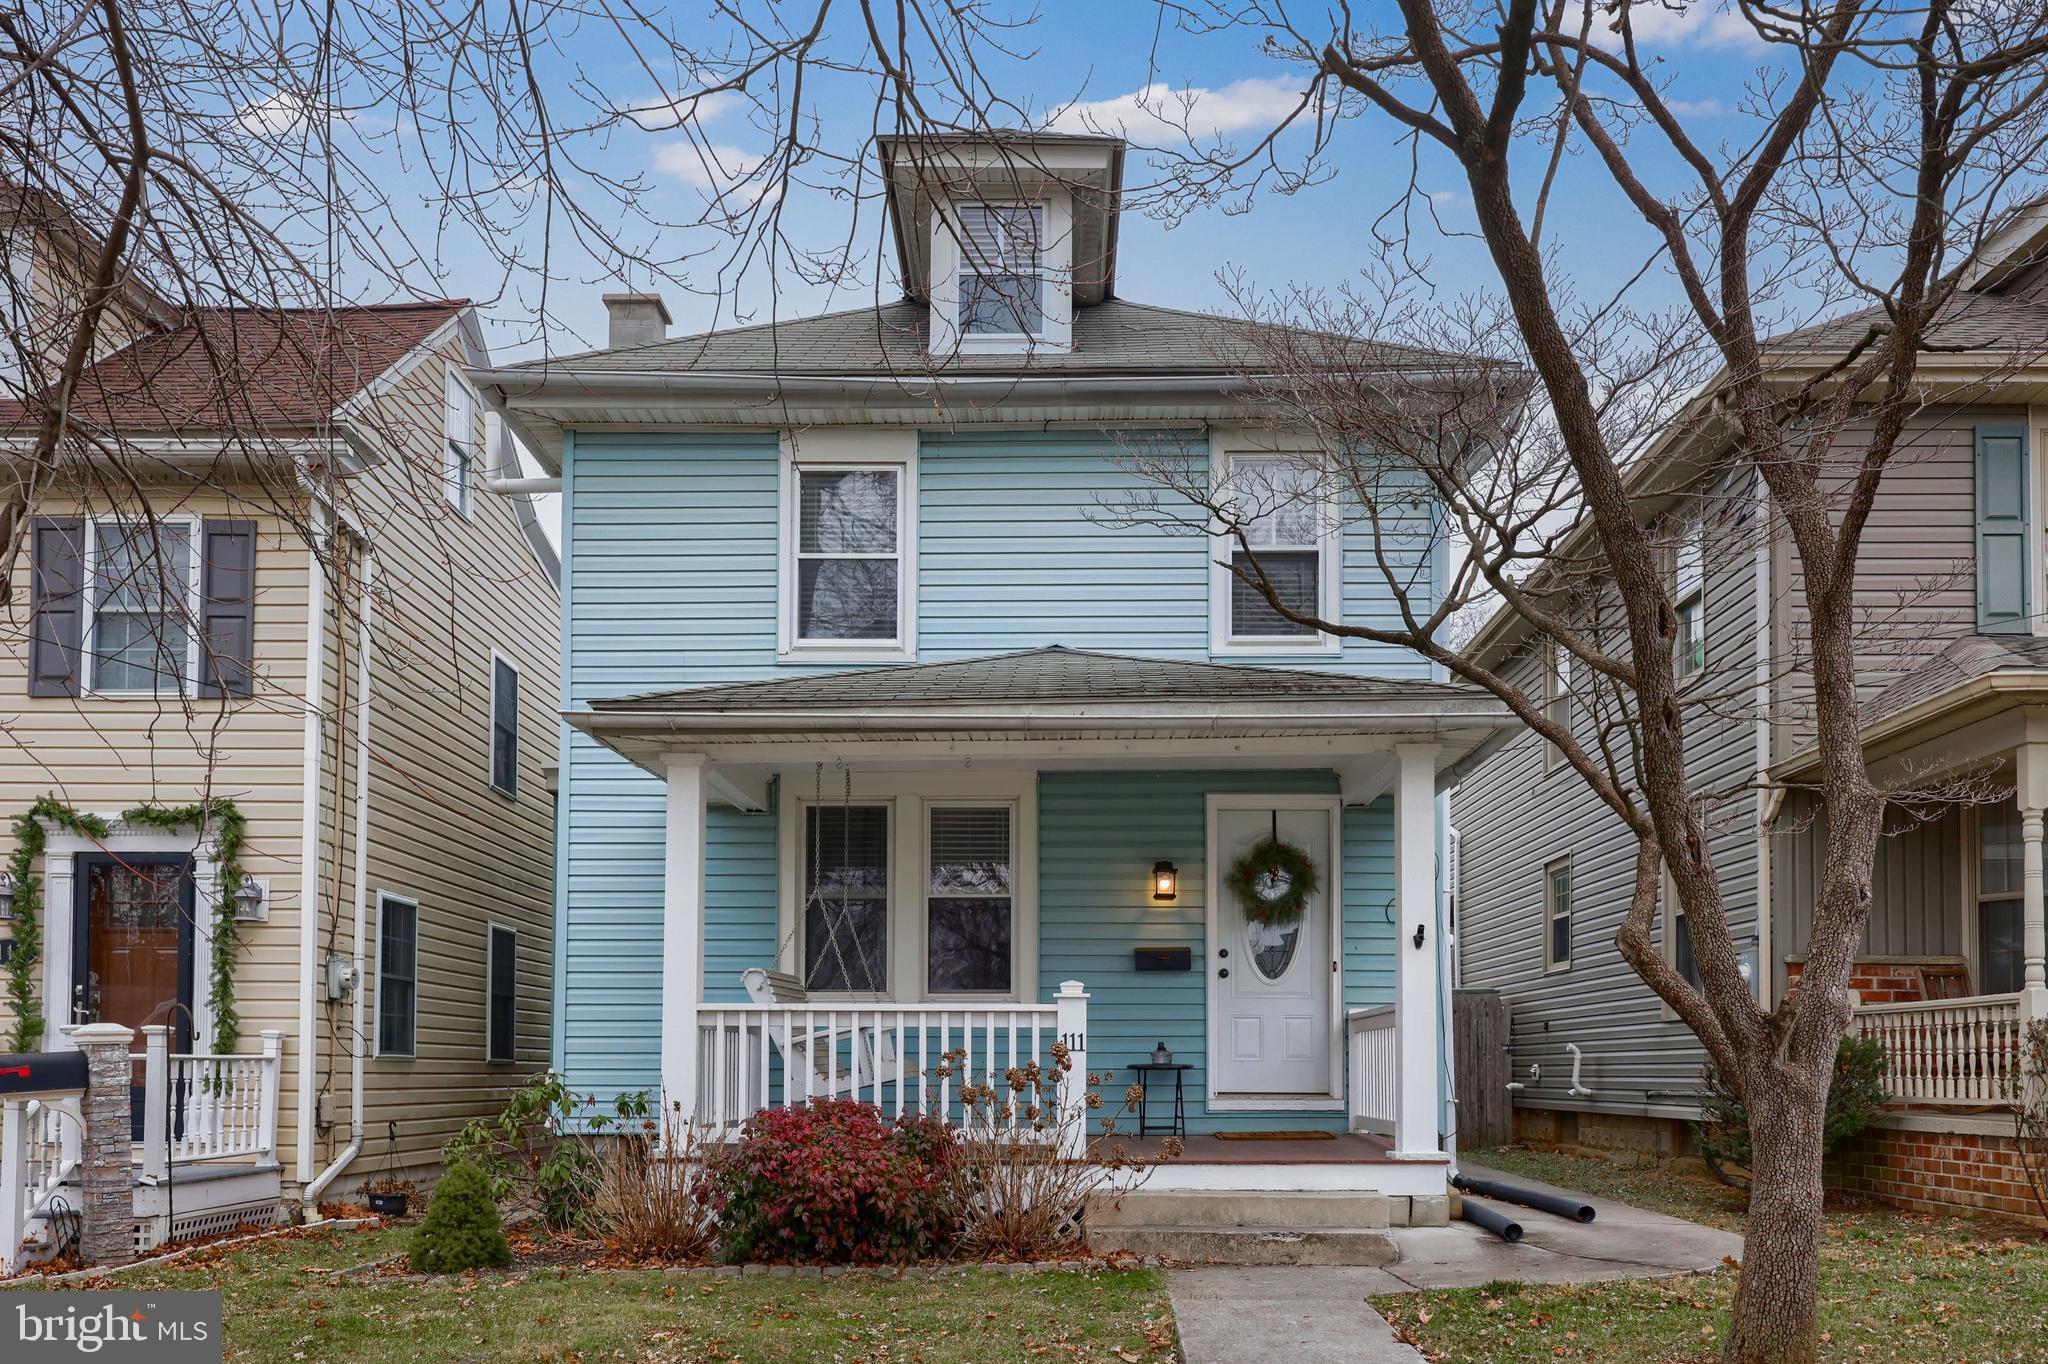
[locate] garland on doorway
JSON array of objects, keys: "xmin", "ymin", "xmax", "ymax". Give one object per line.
[
  {"xmin": 1223, "ymin": 834, "xmax": 1321, "ymax": 927},
  {"xmin": 3, "ymin": 795, "xmax": 247, "ymax": 1054}
]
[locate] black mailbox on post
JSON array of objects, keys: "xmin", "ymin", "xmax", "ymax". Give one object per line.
[{"xmin": 0, "ymin": 1050, "xmax": 89, "ymax": 1101}]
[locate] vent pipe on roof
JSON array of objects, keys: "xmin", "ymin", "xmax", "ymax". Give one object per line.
[{"xmin": 603, "ymin": 292, "xmax": 671, "ymax": 350}]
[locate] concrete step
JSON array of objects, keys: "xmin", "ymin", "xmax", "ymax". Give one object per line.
[
  {"xmin": 1086, "ymin": 1225, "xmax": 1399, "ymax": 1267},
  {"xmin": 1088, "ymin": 1189, "xmax": 1391, "ymax": 1230}
]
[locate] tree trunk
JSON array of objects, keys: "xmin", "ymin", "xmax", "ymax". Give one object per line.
[{"xmin": 1724, "ymin": 1076, "xmax": 1829, "ymax": 1364}]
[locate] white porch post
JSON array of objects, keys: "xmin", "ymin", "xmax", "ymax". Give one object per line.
[
  {"xmin": 2019, "ymin": 743, "xmax": 2048, "ymax": 1021},
  {"xmin": 1054, "ymin": 980, "xmax": 1090, "ymax": 1159},
  {"xmin": 661, "ymin": 756, "xmax": 708, "ymax": 1126},
  {"xmin": 140, "ymin": 1025, "xmax": 171, "ymax": 1182},
  {"xmin": 1392, "ymin": 742, "xmax": 1442, "ymax": 1159}
]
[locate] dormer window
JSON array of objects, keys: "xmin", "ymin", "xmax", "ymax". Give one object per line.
[{"xmin": 958, "ymin": 204, "xmax": 1044, "ymax": 337}]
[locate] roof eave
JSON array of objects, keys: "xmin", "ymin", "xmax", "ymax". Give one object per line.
[{"xmin": 1774, "ymin": 671, "xmax": 2048, "ymax": 781}]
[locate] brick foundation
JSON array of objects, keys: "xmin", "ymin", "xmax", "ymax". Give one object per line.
[{"xmin": 1834, "ymin": 1127, "xmax": 2044, "ymax": 1222}]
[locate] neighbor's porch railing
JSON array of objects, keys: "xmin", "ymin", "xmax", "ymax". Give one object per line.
[
  {"xmin": 1851, "ymin": 992, "xmax": 2024, "ymax": 1107},
  {"xmin": 1347, "ymin": 1005, "xmax": 1397, "ymax": 1136},
  {"xmin": 133, "ymin": 1026, "xmax": 284, "ymax": 1179},
  {"xmin": 689, "ymin": 981, "xmax": 1090, "ymax": 1156}
]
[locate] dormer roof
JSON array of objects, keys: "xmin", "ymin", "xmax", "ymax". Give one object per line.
[{"xmin": 875, "ymin": 131, "xmax": 1124, "ymax": 306}]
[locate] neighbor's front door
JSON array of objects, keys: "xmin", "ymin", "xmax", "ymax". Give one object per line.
[
  {"xmin": 72, "ymin": 854, "xmax": 196, "ymax": 1138},
  {"xmin": 1212, "ymin": 804, "xmax": 1333, "ymax": 1097}
]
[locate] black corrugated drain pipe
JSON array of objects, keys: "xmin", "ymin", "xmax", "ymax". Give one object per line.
[
  {"xmin": 1457, "ymin": 1196, "xmax": 1523, "ymax": 1242},
  {"xmin": 1452, "ymin": 1173, "xmax": 1597, "ymax": 1223}
]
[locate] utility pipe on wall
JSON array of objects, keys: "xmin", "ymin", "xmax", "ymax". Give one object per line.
[
  {"xmin": 1565, "ymin": 1042, "xmax": 1594, "ymax": 1098},
  {"xmin": 305, "ymin": 547, "xmax": 374, "ymax": 1216}
]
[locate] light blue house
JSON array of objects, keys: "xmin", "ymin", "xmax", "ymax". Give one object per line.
[{"xmin": 474, "ymin": 132, "xmax": 1513, "ymax": 1222}]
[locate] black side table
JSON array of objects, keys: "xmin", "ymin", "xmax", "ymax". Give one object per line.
[{"xmin": 1125, "ymin": 1063, "xmax": 1191, "ymax": 1138}]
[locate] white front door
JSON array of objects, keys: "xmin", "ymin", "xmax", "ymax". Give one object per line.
[{"xmin": 1211, "ymin": 802, "xmax": 1336, "ymax": 1097}]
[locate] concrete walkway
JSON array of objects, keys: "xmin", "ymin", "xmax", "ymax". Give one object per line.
[{"xmin": 1168, "ymin": 1161, "xmax": 1744, "ymax": 1362}]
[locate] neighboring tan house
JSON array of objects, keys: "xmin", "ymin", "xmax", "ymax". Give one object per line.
[
  {"xmin": 0, "ymin": 278, "xmax": 560, "ymax": 1264},
  {"xmin": 1454, "ymin": 205, "xmax": 2048, "ymax": 1221},
  {"xmin": 472, "ymin": 130, "xmax": 1517, "ymax": 1259}
]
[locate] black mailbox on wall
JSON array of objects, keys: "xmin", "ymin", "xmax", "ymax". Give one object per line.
[
  {"xmin": 0, "ymin": 1050, "xmax": 90, "ymax": 1100},
  {"xmin": 1133, "ymin": 946, "xmax": 1192, "ymax": 973}
]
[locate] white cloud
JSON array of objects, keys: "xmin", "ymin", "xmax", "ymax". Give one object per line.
[
  {"xmin": 624, "ymin": 89, "xmax": 741, "ymax": 132},
  {"xmin": 652, "ymin": 141, "xmax": 775, "ymax": 204},
  {"xmin": 1592, "ymin": 2, "xmax": 1765, "ymax": 53},
  {"xmin": 1665, "ymin": 97, "xmax": 1732, "ymax": 117},
  {"xmin": 1426, "ymin": 189, "xmax": 1465, "ymax": 208},
  {"xmin": 238, "ymin": 89, "xmax": 354, "ymax": 136},
  {"xmin": 1045, "ymin": 76, "xmax": 1306, "ymax": 142}
]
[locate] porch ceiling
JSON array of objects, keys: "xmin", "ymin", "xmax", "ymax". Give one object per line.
[{"xmin": 568, "ymin": 646, "xmax": 1517, "ymax": 798}]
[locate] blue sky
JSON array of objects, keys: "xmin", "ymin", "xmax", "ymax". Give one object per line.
[{"xmin": 407, "ymin": 1, "xmax": 1787, "ymax": 367}]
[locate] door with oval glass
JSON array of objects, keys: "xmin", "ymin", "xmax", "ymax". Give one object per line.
[{"xmin": 1210, "ymin": 800, "xmax": 1335, "ymax": 1098}]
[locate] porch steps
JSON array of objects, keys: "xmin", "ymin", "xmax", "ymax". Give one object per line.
[{"xmin": 1084, "ymin": 1190, "xmax": 1397, "ymax": 1266}]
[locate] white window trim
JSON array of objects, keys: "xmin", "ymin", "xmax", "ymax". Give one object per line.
[
  {"xmin": 374, "ymin": 890, "xmax": 420, "ymax": 1059},
  {"xmin": 774, "ymin": 768, "xmax": 1038, "ymax": 1004},
  {"xmin": 1542, "ymin": 643, "xmax": 1570, "ymax": 773},
  {"xmin": 1658, "ymin": 865, "xmax": 1693, "ymax": 1021},
  {"xmin": 35, "ymin": 816, "xmax": 220, "ymax": 1051},
  {"xmin": 921, "ymin": 799, "xmax": 1022, "ymax": 1000},
  {"xmin": 928, "ymin": 193, "xmax": 1074, "ymax": 357},
  {"xmin": 1543, "ymin": 855, "xmax": 1573, "ymax": 973},
  {"xmin": 1208, "ymin": 434, "xmax": 1343, "ymax": 656},
  {"xmin": 82, "ymin": 514, "xmax": 204, "ymax": 699},
  {"xmin": 488, "ymin": 649, "xmax": 519, "ymax": 799},
  {"xmin": 484, "ymin": 920, "xmax": 517, "ymax": 1063},
  {"xmin": 1674, "ymin": 516, "xmax": 1706, "ymax": 679},
  {"xmin": 777, "ymin": 430, "xmax": 918, "ymax": 664},
  {"xmin": 955, "ymin": 203, "xmax": 1045, "ymax": 342},
  {"xmin": 444, "ymin": 365, "xmax": 477, "ymax": 519}
]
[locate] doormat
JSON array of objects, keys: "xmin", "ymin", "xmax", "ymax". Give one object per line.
[{"xmin": 1213, "ymin": 1130, "xmax": 1338, "ymax": 1141}]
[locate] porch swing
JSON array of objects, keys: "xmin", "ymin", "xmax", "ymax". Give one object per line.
[{"xmin": 739, "ymin": 762, "xmax": 919, "ymax": 1101}]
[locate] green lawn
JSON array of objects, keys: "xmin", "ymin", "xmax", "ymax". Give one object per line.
[
  {"xmin": 4, "ymin": 1224, "xmax": 1178, "ymax": 1363},
  {"xmin": 1377, "ymin": 1146, "xmax": 2048, "ymax": 1363}
]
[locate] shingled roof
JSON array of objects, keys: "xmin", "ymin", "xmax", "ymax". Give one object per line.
[
  {"xmin": 1865, "ymin": 633, "xmax": 2048, "ymax": 724},
  {"xmin": 0, "ymin": 301, "xmax": 467, "ymax": 434},
  {"xmin": 512, "ymin": 298, "xmax": 1478, "ymax": 379},
  {"xmin": 593, "ymin": 645, "xmax": 1487, "ymax": 712},
  {"xmin": 1769, "ymin": 287, "xmax": 2048, "ymax": 357}
]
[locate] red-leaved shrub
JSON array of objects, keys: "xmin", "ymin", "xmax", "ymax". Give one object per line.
[{"xmin": 701, "ymin": 1100, "xmax": 958, "ymax": 1263}]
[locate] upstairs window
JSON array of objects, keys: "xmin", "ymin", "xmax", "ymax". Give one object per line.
[
  {"xmin": 1675, "ymin": 519, "xmax": 1705, "ymax": 678},
  {"xmin": 444, "ymin": 366, "xmax": 475, "ymax": 516},
  {"xmin": 1544, "ymin": 856, "xmax": 1572, "ymax": 972},
  {"xmin": 490, "ymin": 653, "xmax": 519, "ymax": 797},
  {"xmin": 957, "ymin": 204, "xmax": 1044, "ymax": 337},
  {"xmin": 89, "ymin": 519, "xmax": 196, "ymax": 694},
  {"xmin": 1219, "ymin": 453, "xmax": 1333, "ymax": 649},
  {"xmin": 788, "ymin": 465, "xmax": 908, "ymax": 651}
]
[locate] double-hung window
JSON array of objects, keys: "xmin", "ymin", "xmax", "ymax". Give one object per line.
[
  {"xmin": 88, "ymin": 519, "xmax": 196, "ymax": 694},
  {"xmin": 957, "ymin": 204, "xmax": 1044, "ymax": 337},
  {"xmin": 926, "ymin": 805, "xmax": 1014, "ymax": 994},
  {"xmin": 803, "ymin": 804, "xmax": 891, "ymax": 993},
  {"xmin": 444, "ymin": 366, "xmax": 475, "ymax": 516},
  {"xmin": 489, "ymin": 653, "xmax": 519, "ymax": 797},
  {"xmin": 1675, "ymin": 519, "xmax": 1705, "ymax": 678},
  {"xmin": 1544, "ymin": 856, "xmax": 1572, "ymax": 971},
  {"xmin": 1979, "ymin": 797, "xmax": 2023, "ymax": 995},
  {"xmin": 1221, "ymin": 453, "xmax": 1331, "ymax": 647},
  {"xmin": 377, "ymin": 893, "xmax": 419, "ymax": 1057},
  {"xmin": 790, "ymin": 466, "xmax": 907, "ymax": 649},
  {"xmin": 1542, "ymin": 644, "xmax": 1571, "ymax": 772},
  {"xmin": 486, "ymin": 924, "xmax": 517, "ymax": 1062}
]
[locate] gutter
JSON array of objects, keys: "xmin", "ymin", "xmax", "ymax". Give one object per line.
[
  {"xmin": 1774, "ymin": 670, "xmax": 2048, "ymax": 780},
  {"xmin": 571, "ymin": 701, "xmax": 1516, "ymax": 734},
  {"xmin": 304, "ymin": 548, "xmax": 375, "ymax": 1216}
]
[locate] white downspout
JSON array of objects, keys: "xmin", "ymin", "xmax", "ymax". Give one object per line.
[
  {"xmin": 294, "ymin": 503, "xmax": 329, "ymax": 1191},
  {"xmin": 1754, "ymin": 533, "xmax": 1775, "ymax": 1009},
  {"xmin": 305, "ymin": 547, "xmax": 373, "ymax": 1215},
  {"xmin": 1565, "ymin": 1042, "xmax": 1594, "ymax": 1098}
]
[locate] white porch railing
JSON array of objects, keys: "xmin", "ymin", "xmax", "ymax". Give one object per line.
[
  {"xmin": 1852, "ymin": 993, "xmax": 2024, "ymax": 1107},
  {"xmin": 1347, "ymin": 1005, "xmax": 1397, "ymax": 1136},
  {"xmin": 133, "ymin": 1027, "xmax": 284, "ymax": 1178},
  {"xmin": 688, "ymin": 982, "xmax": 1090, "ymax": 1156}
]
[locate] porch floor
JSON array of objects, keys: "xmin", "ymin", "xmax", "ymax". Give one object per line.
[{"xmin": 1101, "ymin": 1132, "xmax": 1397, "ymax": 1165}]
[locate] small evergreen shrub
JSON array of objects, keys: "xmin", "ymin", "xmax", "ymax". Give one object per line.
[
  {"xmin": 1693, "ymin": 1033, "xmax": 1888, "ymax": 1180},
  {"xmin": 409, "ymin": 1158, "xmax": 513, "ymax": 1273},
  {"xmin": 701, "ymin": 1100, "xmax": 956, "ymax": 1264}
]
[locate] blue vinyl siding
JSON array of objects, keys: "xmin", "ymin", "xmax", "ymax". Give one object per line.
[{"xmin": 553, "ymin": 427, "xmax": 1429, "ymax": 1104}]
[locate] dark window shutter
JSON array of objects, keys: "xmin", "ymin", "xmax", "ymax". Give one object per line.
[
  {"xmin": 28, "ymin": 518, "xmax": 85, "ymax": 696},
  {"xmin": 1976, "ymin": 427, "xmax": 2031, "ymax": 634},
  {"xmin": 198, "ymin": 519, "xmax": 257, "ymax": 697}
]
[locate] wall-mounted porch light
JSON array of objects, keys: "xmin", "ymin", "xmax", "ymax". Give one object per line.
[
  {"xmin": 1152, "ymin": 861, "xmax": 1179, "ymax": 902},
  {"xmin": 233, "ymin": 876, "xmax": 267, "ymax": 923},
  {"xmin": 0, "ymin": 869, "xmax": 14, "ymax": 920}
]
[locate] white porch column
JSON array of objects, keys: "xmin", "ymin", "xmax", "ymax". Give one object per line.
[
  {"xmin": 1392, "ymin": 742, "xmax": 1442, "ymax": 1159},
  {"xmin": 2019, "ymin": 743, "xmax": 2048, "ymax": 1009},
  {"xmin": 660, "ymin": 756, "xmax": 709, "ymax": 1125}
]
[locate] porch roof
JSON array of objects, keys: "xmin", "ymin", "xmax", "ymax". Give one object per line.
[{"xmin": 570, "ymin": 647, "xmax": 1518, "ymax": 795}]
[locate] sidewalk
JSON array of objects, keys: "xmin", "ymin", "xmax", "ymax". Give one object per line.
[{"xmin": 1168, "ymin": 1159, "xmax": 1744, "ymax": 1363}]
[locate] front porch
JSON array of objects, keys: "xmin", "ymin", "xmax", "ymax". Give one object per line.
[
  {"xmin": 3, "ymin": 1024, "xmax": 284, "ymax": 1271},
  {"xmin": 568, "ymin": 648, "xmax": 1514, "ymax": 1206}
]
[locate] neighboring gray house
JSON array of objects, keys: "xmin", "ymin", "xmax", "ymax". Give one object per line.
[{"xmin": 1454, "ymin": 209, "xmax": 2048, "ymax": 1219}]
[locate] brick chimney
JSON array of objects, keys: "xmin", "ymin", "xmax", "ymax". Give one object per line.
[{"xmin": 602, "ymin": 292, "xmax": 671, "ymax": 350}]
